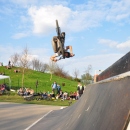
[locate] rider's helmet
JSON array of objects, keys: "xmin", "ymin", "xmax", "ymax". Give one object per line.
[{"xmin": 64, "ymin": 52, "xmax": 70, "ymax": 58}]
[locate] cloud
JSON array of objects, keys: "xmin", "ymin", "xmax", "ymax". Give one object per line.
[
  {"xmin": 25, "ymin": 0, "xmax": 130, "ymax": 36},
  {"xmin": 0, "ymin": 45, "xmax": 21, "ymax": 65},
  {"xmin": 28, "ymin": 5, "xmax": 71, "ymax": 34},
  {"xmin": 0, "ymin": 43, "xmax": 125, "ymax": 77},
  {"xmin": 117, "ymin": 40, "xmax": 130, "ymax": 49},
  {"xmin": 98, "ymin": 38, "xmax": 130, "ymax": 52},
  {"xmin": 27, "ymin": 4, "xmax": 105, "ymax": 35},
  {"xmin": 105, "ymin": 0, "xmax": 130, "ymax": 23},
  {"xmin": 2, "ymin": 0, "xmax": 129, "ymax": 37},
  {"xmin": 0, "ymin": 44, "xmax": 50, "ymax": 65},
  {"xmin": 98, "ymin": 39, "xmax": 118, "ymax": 47},
  {"xmin": 12, "ymin": 32, "xmax": 29, "ymax": 39},
  {"xmin": 57, "ymin": 53, "xmax": 124, "ymax": 77},
  {"xmin": 30, "ymin": 47, "xmax": 50, "ymax": 63}
]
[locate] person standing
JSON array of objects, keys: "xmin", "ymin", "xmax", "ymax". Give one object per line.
[
  {"xmin": 77, "ymin": 83, "xmax": 84, "ymax": 97},
  {"xmin": 51, "ymin": 81, "xmax": 57, "ymax": 95},
  {"xmin": 57, "ymin": 84, "xmax": 61, "ymax": 94},
  {"xmin": 8, "ymin": 60, "xmax": 11, "ymax": 66}
]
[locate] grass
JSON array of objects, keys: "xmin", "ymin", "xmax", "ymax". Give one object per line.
[
  {"xmin": 0, "ymin": 66, "xmax": 78, "ymax": 92},
  {"xmin": 0, "ymin": 92, "xmax": 76, "ymax": 106},
  {"xmin": 0, "ymin": 66, "xmax": 78, "ymax": 106}
]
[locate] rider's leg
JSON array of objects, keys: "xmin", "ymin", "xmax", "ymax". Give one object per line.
[
  {"xmin": 52, "ymin": 36, "xmax": 58, "ymax": 53},
  {"xmin": 56, "ymin": 39, "xmax": 64, "ymax": 56}
]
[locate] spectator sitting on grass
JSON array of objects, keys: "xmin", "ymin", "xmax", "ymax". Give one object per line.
[
  {"xmin": 42, "ymin": 92, "xmax": 48, "ymax": 100},
  {"xmin": 59, "ymin": 90, "xmax": 63, "ymax": 98},
  {"xmin": 50, "ymin": 91, "xmax": 55, "ymax": 99},
  {"xmin": 17, "ymin": 87, "xmax": 24, "ymax": 96},
  {"xmin": 24, "ymin": 88, "xmax": 30, "ymax": 96},
  {"xmin": 0, "ymin": 84, "xmax": 5, "ymax": 94},
  {"xmin": 62, "ymin": 91, "xmax": 68, "ymax": 100},
  {"xmin": 30, "ymin": 89, "xmax": 34, "ymax": 95},
  {"xmin": 56, "ymin": 94, "xmax": 59, "ymax": 100}
]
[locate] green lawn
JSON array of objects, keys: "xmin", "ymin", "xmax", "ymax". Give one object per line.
[
  {"xmin": 0, "ymin": 66, "xmax": 78, "ymax": 106},
  {"xmin": 0, "ymin": 66, "xmax": 78, "ymax": 92}
]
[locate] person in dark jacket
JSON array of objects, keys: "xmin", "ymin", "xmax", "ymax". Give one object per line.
[{"xmin": 77, "ymin": 83, "xmax": 84, "ymax": 97}]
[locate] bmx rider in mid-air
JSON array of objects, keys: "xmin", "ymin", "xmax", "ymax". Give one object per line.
[
  {"xmin": 50, "ymin": 20, "xmax": 75, "ymax": 62},
  {"xmin": 50, "ymin": 34, "xmax": 75, "ymax": 62}
]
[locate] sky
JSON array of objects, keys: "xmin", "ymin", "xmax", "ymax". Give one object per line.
[{"xmin": 0, "ymin": 0, "xmax": 130, "ymax": 78}]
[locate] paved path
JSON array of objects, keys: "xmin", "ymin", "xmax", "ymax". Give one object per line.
[{"xmin": 0, "ymin": 102, "xmax": 63, "ymax": 130}]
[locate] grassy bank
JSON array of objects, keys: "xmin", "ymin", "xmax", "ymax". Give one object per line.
[
  {"xmin": 0, "ymin": 66, "xmax": 78, "ymax": 92},
  {"xmin": 0, "ymin": 66, "xmax": 78, "ymax": 106}
]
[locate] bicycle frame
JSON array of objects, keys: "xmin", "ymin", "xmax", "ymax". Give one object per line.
[{"xmin": 55, "ymin": 20, "xmax": 65, "ymax": 59}]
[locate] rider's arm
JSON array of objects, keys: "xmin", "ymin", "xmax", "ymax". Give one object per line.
[{"xmin": 65, "ymin": 46, "xmax": 73, "ymax": 54}]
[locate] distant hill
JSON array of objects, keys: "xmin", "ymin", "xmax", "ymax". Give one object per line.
[{"xmin": 0, "ymin": 66, "xmax": 78, "ymax": 93}]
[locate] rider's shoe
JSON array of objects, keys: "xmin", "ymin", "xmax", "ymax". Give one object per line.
[{"xmin": 70, "ymin": 53, "xmax": 75, "ymax": 57}]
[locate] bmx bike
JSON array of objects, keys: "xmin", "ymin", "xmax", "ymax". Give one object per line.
[{"xmin": 55, "ymin": 20, "xmax": 65, "ymax": 59}]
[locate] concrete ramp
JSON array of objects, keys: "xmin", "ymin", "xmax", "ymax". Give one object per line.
[{"xmin": 30, "ymin": 77, "xmax": 130, "ymax": 130}]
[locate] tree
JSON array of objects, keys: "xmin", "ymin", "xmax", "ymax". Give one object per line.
[
  {"xmin": 48, "ymin": 61, "xmax": 57, "ymax": 81},
  {"xmin": 19, "ymin": 47, "xmax": 31, "ymax": 87},
  {"xmin": 73, "ymin": 68, "xmax": 80, "ymax": 81},
  {"xmin": 41, "ymin": 63, "xmax": 48, "ymax": 73},
  {"xmin": 31, "ymin": 58, "xmax": 38, "ymax": 70},
  {"xmin": 10, "ymin": 53, "xmax": 19, "ymax": 66},
  {"xmin": 81, "ymin": 65, "xmax": 93, "ymax": 85},
  {"xmin": 31, "ymin": 58, "xmax": 48, "ymax": 73},
  {"xmin": 54, "ymin": 65, "xmax": 69, "ymax": 78}
]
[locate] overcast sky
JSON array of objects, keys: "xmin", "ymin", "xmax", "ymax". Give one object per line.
[{"xmin": 0, "ymin": 0, "xmax": 130, "ymax": 77}]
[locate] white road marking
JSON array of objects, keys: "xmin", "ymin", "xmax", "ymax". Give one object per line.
[
  {"xmin": 24, "ymin": 110, "xmax": 53, "ymax": 130},
  {"xmin": 85, "ymin": 106, "xmax": 90, "ymax": 111}
]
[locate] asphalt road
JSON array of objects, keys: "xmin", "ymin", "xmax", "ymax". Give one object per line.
[{"xmin": 0, "ymin": 102, "xmax": 63, "ymax": 130}]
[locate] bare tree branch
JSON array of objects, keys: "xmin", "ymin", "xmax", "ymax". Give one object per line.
[
  {"xmin": 10, "ymin": 53, "xmax": 19, "ymax": 66},
  {"xmin": 48, "ymin": 61, "xmax": 57, "ymax": 81},
  {"xmin": 19, "ymin": 47, "xmax": 31, "ymax": 87},
  {"xmin": 73, "ymin": 68, "xmax": 79, "ymax": 79}
]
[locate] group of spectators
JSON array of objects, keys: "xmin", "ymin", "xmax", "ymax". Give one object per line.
[
  {"xmin": 17, "ymin": 87, "xmax": 34, "ymax": 96},
  {"xmin": 17, "ymin": 81, "xmax": 85, "ymax": 101},
  {"xmin": 50, "ymin": 81, "xmax": 85, "ymax": 101}
]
